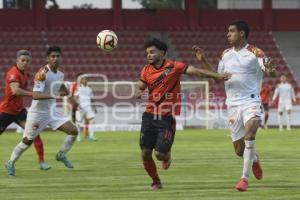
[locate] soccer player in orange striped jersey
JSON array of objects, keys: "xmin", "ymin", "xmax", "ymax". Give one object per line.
[
  {"xmin": 260, "ymin": 82, "xmax": 272, "ymax": 129},
  {"xmin": 136, "ymin": 38, "xmax": 231, "ymax": 190},
  {"xmin": 0, "ymin": 50, "xmax": 50, "ymax": 170}
]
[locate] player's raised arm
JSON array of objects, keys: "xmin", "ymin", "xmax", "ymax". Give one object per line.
[
  {"xmin": 185, "ymin": 65, "xmax": 231, "ymax": 81},
  {"xmin": 263, "ymin": 57, "xmax": 277, "ymax": 77},
  {"xmin": 192, "ymin": 45, "xmax": 214, "ymax": 71}
]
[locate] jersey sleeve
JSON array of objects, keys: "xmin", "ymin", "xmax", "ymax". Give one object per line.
[
  {"xmin": 6, "ymin": 70, "xmax": 20, "ymax": 84},
  {"xmin": 217, "ymin": 59, "xmax": 225, "ymax": 73},
  {"xmin": 140, "ymin": 67, "xmax": 147, "ymax": 84},
  {"xmin": 33, "ymin": 67, "xmax": 48, "ymax": 92},
  {"xmin": 175, "ymin": 61, "xmax": 188, "ymax": 74},
  {"xmin": 247, "ymin": 45, "xmax": 266, "ymax": 71}
]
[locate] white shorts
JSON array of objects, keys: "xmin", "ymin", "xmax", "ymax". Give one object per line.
[
  {"xmin": 227, "ymin": 102, "xmax": 263, "ymax": 142},
  {"xmin": 23, "ymin": 111, "xmax": 69, "ymax": 140},
  {"xmin": 278, "ymin": 101, "xmax": 292, "ymax": 112},
  {"xmin": 76, "ymin": 106, "xmax": 95, "ymax": 123}
]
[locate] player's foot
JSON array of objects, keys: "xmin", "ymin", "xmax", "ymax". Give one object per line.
[
  {"xmin": 40, "ymin": 161, "xmax": 51, "ymax": 170},
  {"xmin": 151, "ymin": 181, "xmax": 162, "ymax": 190},
  {"xmin": 88, "ymin": 136, "xmax": 97, "ymax": 141},
  {"xmin": 56, "ymin": 152, "xmax": 74, "ymax": 168},
  {"xmin": 252, "ymin": 154, "xmax": 263, "ymax": 180},
  {"xmin": 162, "ymin": 152, "xmax": 172, "ymax": 170},
  {"xmin": 279, "ymin": 127, "xmax": 283, "ymax": 132},
  {"xmin": 264, "ymin": 124, "xmax": 268, "ymax": 129},
  {"xmin": 235, "ymin": 178, "xmax": 248, "ymax": 192},
  {"xmin": 287, "ymin": 127, "xmax": 291, "ymax": 131},
  {"xmin": 5, "ymin": 160, "xmax": 15, "ymax": 177},
  {"xmin": 76, "ymin": 136, "xmax": 81, "ymax": 142}
]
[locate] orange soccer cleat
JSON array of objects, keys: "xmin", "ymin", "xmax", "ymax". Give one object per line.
[
  {"xmin": 235, "ymin": 178, "xmax": 248, "ymax": 192},
  {"xmin": 252, "ymin": 154, "xmax": 263, "ymax": 180}
]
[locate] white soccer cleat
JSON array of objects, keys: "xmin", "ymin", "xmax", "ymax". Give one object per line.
[
  {"xmin": 40, "ymin": 161, "xmax": 51, "ymax": 170},
  {"xmin": 56, "ymin": 152, "xmax": 74, "ymax": 168},
  {"xmin": 5, "ymin": 160, "xmax": 15, "ymax": 177},
  {"xmin": 88, "ymin": 136, "xmax": 97, "ymax": 141}
]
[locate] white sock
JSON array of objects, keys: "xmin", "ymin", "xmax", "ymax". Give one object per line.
[
  {"xmin": 286, "ymin": 114, "xmax": 291, "ymax": 130},
  {"xmin": 88, "ymin": 119, "xmax": 95, "ymax": 138},
  {"xmin": 76, "ymin": 124, "xmax": 81, "ymax": 140},
  {"xmin": 253, "ymin": 154, "xmax": 258, "ymax": 163},
  {"xmin": 59, "ymin": 135, "xmax": 76, "ymax": 154},
  {"xmin": 242, "ymin": 140, "xmax": 256, "ymax": 180},
  {"xmin": 278, "ymin": 115, "xmax": 282, "ymax": 130},
  {"xmin": 10, "ymin": 142, "xmax": 30, "ymax": 164}
]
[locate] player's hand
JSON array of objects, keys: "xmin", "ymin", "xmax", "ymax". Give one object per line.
[
  {"xmin": 136, "ymin": 91, "xmax": 143, "ymax": 99},
  {"xmin": 192, "ymin": 45, "xmax": 206, "ymax": 62},
  {"xmin": 263, "ymin": 57, "xmax": 276, "ymax": 70},
  {"xmin": 217, "ymin": 72, "xmax": 232, "ymax": 81}
]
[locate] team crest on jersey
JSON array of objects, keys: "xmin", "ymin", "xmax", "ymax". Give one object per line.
[
  {"xmin": 34, "ymin": 66, "xmax": 49, "ymax": 82},
  {"xmin": 247, "ymin": 45, "xmax": 265, "ymax": 58}
]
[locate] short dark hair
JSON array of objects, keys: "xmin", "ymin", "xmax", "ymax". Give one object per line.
[
  {"xmin": 47, "ymin": 46, "xmax": 61, "ymax": 56},
  {"xmin": 16, "ymin": 49, "xmax": 32, "ymax": 58},
  {"xmin": 144, "ymin": 38, "xmax": 168, "ymax": 53},
  {"xmin": 229, "ymin": 20, "xmax": 250, "ymax": 39}
]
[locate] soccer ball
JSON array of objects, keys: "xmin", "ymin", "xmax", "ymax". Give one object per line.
[{"xmin": 96, "ymin": 30, "xmax": 118, "ymax": 51}]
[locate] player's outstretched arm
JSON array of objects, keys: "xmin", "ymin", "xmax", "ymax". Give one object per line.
[
  {"xmin": 32, "ymin": 91, "xmax": 54, "ymax": 100},
  {"xmin": 185, "ymin": 66, "xmax": 231, "ymax": 81},
  {"xmin": 192, "ymin": 45, "xmax": 214, "ymax": 71},
  {"xmin": 136, "ymin": 80, "xmax": 147, "ymax": 99},
  {"xmin": 9, "ymin": 82, "xmax": 32, "ymax": 96}
]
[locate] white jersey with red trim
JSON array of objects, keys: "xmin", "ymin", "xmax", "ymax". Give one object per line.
[
  {"xmin": 218, "ymin": 44, "xmax": 266, "ymax": 106},
  {"xmin": 29, "ymin": 65, "xmax": 64, "ymax": 113}
]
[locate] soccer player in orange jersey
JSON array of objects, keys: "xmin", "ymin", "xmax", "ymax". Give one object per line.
[
  {"xmin": 0, "ymin": 50, "xmax": 50, "ymax": 170},
  {"xmin": 136, "ymin": 38, "xmax": 231, "ymax": 190},
  {"xmin": 260, "ymin": 81, "xmax": 272, "ymax": 129}
]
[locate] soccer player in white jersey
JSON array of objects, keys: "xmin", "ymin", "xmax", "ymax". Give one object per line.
[
  {"xmin": 197, "ymin": 20, "xmax": 276, "ymax": 191},
  {"xmin": 74, "ymin": 75, "xmax": 97, "ymax": 141},
  {"xmin": 5, "ymin": 46, "xmax": 78, "ymax": 176},
  {"xmin": 272, "ymin": 75, "xmax": 296, "ymax": 131}
]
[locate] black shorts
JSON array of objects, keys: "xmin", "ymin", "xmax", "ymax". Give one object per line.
[
  {"xmin": 262, "ymin": 103, "xmax": 269, "ymax": 112},
  {"xmin": 0, "ymin": 109, "xmax": 27, "ymax": 134},
  {"xmin": 139, "ymin": 112, "xmax": 176, "ymax": 154}
]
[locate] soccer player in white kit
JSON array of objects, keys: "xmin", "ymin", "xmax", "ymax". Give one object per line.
[
  {"xmin": 272, "ymin": 75, "xmax": 296, "ymax": 131},
  {"xmin": 74, "ymin": 75, "xmax": 97, "ymax": 141},
  {"xmin": 5, "ymin": 46, "xmax": 78, "ymax": 176},
  {"xmin": 198, "ymin": 20, "xmax": 276, "ymax": 191}
]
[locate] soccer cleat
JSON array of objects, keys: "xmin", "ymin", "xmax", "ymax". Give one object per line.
[
  {"xmin": 235, "ymin": 178, "xmax": 248, "ymax": 192},
  {"xmin": 151, "ymin": 181, "xmax": 162, "ymax": 190},
  {"xmin": 252, "ymin": 154, "xmax": 263, "ymax": 180},
  {"xmin": 162, "ymin": 152, "xmax": 172, "ymax": 170},
  {"xmin": 88, "ymin": 136, "xmax": 97, "ymax": 141},
  {"xmin": 5, "ymin": 160, "xmax": 15, "ymax": 177},
  {"xmin": 40, "ymin": 161, "xmax": 51, "ymax": 170},
  {"xmin": 56, "ymin": 152, "xmax": 74, "ymax": 168}
]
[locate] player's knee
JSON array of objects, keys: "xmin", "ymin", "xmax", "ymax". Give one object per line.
[
  {"xmin": 68, "ymin": 126, "xmax": 78, "ymax": 136},
  {"xmin": 154, "ymin": 151, "xmax": 165, "ymax": 161},
  {"xmin": 235, "ymin": 149, "xmax": 243, "ymax": 157},
  {"xmin": 141, "ymin": 150, "xmax": 152, "ymax": 161},
  {"xmin": 22, "ymin": 137, "xmax": 33, "ymax": 146}
]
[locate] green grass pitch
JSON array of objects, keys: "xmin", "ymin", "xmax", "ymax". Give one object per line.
[{"xmin": 0, "ymin": 129, "xmax": 299, "ymax": 200}]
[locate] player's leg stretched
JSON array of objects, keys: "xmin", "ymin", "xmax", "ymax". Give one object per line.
[
  {"xmin": 87, "ymin": 118, "xmax": 97, "ymax": 141},
  {"xmin": 142, "ymin": 149, "xmax": 161, "ymax": 190},
  {"xmin": 286, "ymin": 110, "xmax": 292, "ymax": 131},
  {"xmin": 6, "ymin": 137, "xmax": 33, "ymax": 176},
  {"xmin": 33, "ymin": 135, "xmax": 51, "ymax": 170},
  {"xmin": 56, "ymin": 121, "xmax": 78, "ymax": 168},
  {"xmin": 235, "ymin": 117, "xmax": 262, "ymax": 191},
  {"xmin": 278, "ymin": 112, "xmax": 283, "ymax": 131}
]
